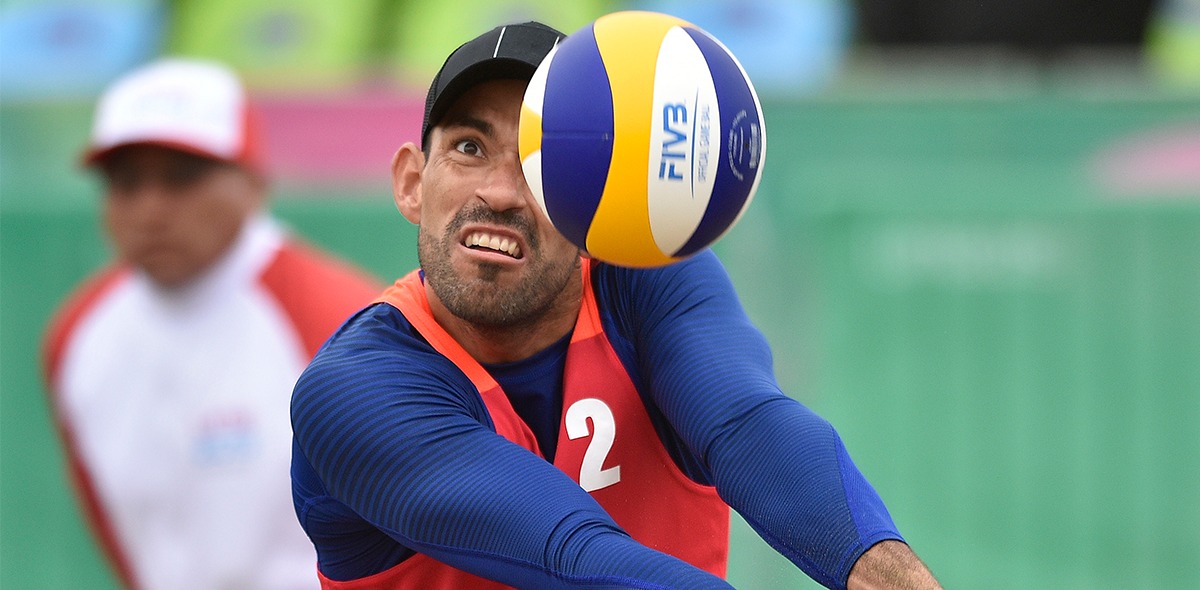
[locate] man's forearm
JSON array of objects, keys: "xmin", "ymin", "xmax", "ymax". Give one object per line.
[{"xmin": 847, "ymin": 540, "xmax": 942, "ymax": 590}]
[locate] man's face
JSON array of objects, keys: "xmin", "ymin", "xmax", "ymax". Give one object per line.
[
  {"xmin": 417, "ymin": 79, "xmax": 580, "ymax": 328},
  {"xmin": 99, "ymin": 145, "xmax": 261, "ymax": 288}
]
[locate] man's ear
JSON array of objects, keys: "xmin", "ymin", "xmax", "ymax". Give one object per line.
[{"xmin": 391, "ymin": 143, "xmax": 424, "ymax": 224}]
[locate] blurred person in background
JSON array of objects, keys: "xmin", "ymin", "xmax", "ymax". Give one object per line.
[{"xmin": 40, "ymin": 58, "xmax": 381, "ymax": 590}]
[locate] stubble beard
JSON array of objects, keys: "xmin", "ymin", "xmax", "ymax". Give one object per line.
[{"xmin": 418, "ymin": 206, "xmax": 577, "ymax": 329}]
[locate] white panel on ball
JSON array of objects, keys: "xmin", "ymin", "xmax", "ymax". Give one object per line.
[{"xmin": 647, "ymin": 27, "xmax": 720, "ymax": 257}]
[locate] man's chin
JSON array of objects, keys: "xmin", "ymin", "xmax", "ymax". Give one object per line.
[{"xmin": 136, "ymin": 257, "xmax": 196, "ymax": 289}]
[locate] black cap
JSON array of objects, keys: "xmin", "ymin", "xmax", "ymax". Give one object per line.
[{"xmin": 421, "ymin": 21, "xmax": 565, "ymax": 149}]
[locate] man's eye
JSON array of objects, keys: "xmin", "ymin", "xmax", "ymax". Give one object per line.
[
  {"xmin": 104, "ymin": 170, "xmax": 139, "ymax": 193},
  {"xmin": 454, "ymin": 140, "xmax": 483, "ymax": 157},
  {"xmin": 163, "ymin": 162, "xmax": 210, "ymax": 187}
]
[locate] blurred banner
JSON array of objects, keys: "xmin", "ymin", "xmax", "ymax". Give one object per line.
[{"xmin": 0, "ymin": 0, "xmax": 164, "ymax": 100}]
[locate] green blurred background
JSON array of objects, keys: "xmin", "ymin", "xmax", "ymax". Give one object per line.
[{"xmin": 3, "ymin": 0, "xmax": 1198, "ymax": 588}]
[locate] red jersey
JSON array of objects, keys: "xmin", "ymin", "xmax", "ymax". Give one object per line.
[{"xmin": 321, "ymin": 259, "xmax": 729, "ymax": 589}]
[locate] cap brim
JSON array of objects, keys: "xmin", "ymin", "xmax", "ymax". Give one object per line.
[{"xmin": 81, "ymin": 139, "xmax": 240, "ymax": 169}]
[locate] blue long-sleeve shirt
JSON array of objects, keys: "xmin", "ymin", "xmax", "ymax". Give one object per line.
[{"xmin": 291, "ymin": 250, "xmax": 902, "ymax": 589}]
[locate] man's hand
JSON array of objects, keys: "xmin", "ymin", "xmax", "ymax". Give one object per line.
[{"xmin": 846, "ymin": 540, "xmax": 942, "ymax": 590}]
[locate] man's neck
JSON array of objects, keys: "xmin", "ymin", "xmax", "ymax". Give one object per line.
[{"xmin": 425, "ymin": 274, "xmax": 583, "ymax": 365}]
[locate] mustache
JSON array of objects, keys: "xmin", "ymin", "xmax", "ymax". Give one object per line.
[{"xmin": 445, "ymin": 204, "xmax": 538, "ymax": 248}]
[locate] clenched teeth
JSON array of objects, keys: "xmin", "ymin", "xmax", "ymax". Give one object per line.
[{"xmin": 465, "ymin": 231, "xmax": 521, "ymax": 258}]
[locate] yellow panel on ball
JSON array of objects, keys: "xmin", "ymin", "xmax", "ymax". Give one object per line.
[{"xmin": 587, "ymin": 11, "xmax": 691, "ymax": 268}]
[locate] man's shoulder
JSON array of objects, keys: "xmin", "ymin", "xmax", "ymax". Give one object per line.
[
  {"xmin": 264, "ymin": 238, "xmax": 381, "ymax": 298},
  {"xmin": 309, "ymin": 301, "xmax": 443, "ymax": 371},
  {"xmin": 297, "ymin": 302, "xmax": 478, "ymax": 406},
  {"xmin": 258, "ymin": 238, "xmax": 383, "ymax": 356},
  {"xmin": 590, "ymin": 250, "xmax": 730, "ymax": 311},
  {"xmin": 42, "ymin": 264, "xmax": 132, "ymax": 386}
]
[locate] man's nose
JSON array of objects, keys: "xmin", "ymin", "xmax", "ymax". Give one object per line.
[
  {"xmin": 476, "ymin": 155, "xmax": 533, "ymax": 212},
  {"xmin": 116, "ymin": 179, "xmax": 175, "ymax": 222}
]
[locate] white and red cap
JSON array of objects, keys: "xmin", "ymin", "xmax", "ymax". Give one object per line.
[{"xmin": 82, "ymin": 58, "xmax": 265, "ymax": 174}]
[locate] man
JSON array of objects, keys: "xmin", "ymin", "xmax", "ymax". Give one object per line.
[
  {"xmin": 291, "ymin": 21, "xmax": 942, "ymax": 590},
  {"xmin": 42, "ymin": 58, "xmax": 381, "ymax": 590}
]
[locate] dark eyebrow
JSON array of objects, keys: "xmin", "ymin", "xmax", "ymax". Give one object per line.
[{"xmin": 439, "ymin": 114, "xmax": 493, "ymax": 139}]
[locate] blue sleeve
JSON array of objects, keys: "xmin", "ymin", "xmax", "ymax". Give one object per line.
[
  {"xmin": 595, "ymin": 250, "xmax": 904, "ymax": 589},
  {"xmin": 291, "ymin": 304, "xmax": 732, "ymax": 589}
]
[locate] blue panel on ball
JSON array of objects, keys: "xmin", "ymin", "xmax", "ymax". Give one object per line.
[
  {"xmin": 539, "ymin": 27, "xmax": 615, "ymax": 252},
  {"xmin": 674, "ymin": 27, "xmax": 763, "ymax": 258}
]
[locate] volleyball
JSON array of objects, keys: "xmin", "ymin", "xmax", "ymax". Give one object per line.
[{"xmin": 519, "ymin": 11, "xmax": 766, "ymax": 268}]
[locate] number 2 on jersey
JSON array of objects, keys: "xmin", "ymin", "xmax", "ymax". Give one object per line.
[{"xmin": 565, "ymin": 398, "xmax": 621, "ymax": 492}]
